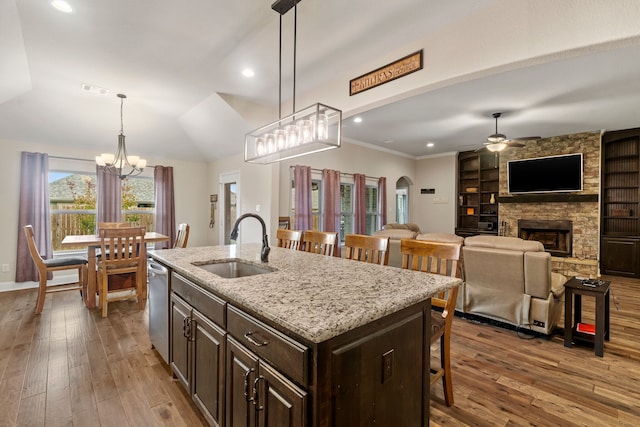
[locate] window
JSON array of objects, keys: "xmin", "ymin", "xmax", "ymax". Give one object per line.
[
  {"xmin": 365, "ymin": 185, "xmax": 378, "ymax": 235},
  {"xmin": 49, "ymin": 170, "xmax": 155, "ymax": 252},
  {"xmin": 340, "ymin": 183, "xmax": 353, "ymax": 243}
]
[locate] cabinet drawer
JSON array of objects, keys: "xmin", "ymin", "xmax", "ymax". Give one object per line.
[
  {"xmin": 171, "ymin": 272, "xmax": 226, "ymax": 327},
  {"xmin": 227, "ymin": 305, "xmax": 309, "ymax": 387}
]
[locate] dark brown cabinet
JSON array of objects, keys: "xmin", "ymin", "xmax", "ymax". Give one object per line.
[
  {"xmin": 226, "ymin": 337, "xmax": 307, "ymax": 427},
  {"xmin": 167, "ymin": 271, "xmax": 432, "ymax": 427},
  {"xmin": 456, "ymin": 150, "xmax": 499, "ymax": 237},
  {"xmin": 170, "ymin": 275, "xmax": 227, "ymax": 427},
  {"xmin": 601, "ymin": 128, "xmax": 640, "ymax": 277}
]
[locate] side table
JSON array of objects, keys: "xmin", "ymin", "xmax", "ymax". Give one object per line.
[{"xmin": 564, "ymin": 277, "xmax": 611, "ymax": 357}]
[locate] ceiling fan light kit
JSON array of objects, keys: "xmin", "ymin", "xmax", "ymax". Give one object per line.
[
  {"xmin": 244, "ymin": 0, "xmax": 342, "ymax": 164},
  {"xmin": 479, "ymin": 112, "xmax": 539, "ymax": 153}
]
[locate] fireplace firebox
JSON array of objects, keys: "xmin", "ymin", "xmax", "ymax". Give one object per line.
[{"xmin": 518, "ymin": 219, "xmax": 573, "ymax": 257}]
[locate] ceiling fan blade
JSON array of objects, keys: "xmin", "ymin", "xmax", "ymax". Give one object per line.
[
  {"xmin": 509, "ymin": 136, "xmax": 541, "ymax": 141},
  {"xmin": 506, "ymin": 141, "xmax": 525, "ymax": 148}
]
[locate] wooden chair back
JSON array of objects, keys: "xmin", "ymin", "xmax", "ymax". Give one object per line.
[
  {"xmin": 97, "ymin": 226, "xmax": 146, "ymax": 317},
  {"xmin": 174, "ymin": 223, "xmax": 190, "ymax": 248},
  {"xmin": 301, "ymin": 230, "xmax": 338, "ymax": 256},
  {"xmin": 98, "ymin": 222, "xmax": 132, "ymax": 229},
  {"xmin": 400, "ymin": 238, "xmax": 461, "ymax": 406},
  {"xmin": 344, "ymin": 234, "xmax": 390, "ymax": 266},
  {"xmin": 23, "ymin": 225, "xmax": 87, "ymax": 314},
  {"xmin": 276, "ymin": 229, "xmax": 303, "ymax": 250}
]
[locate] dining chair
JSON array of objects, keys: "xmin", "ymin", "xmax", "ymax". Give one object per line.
[
  {"xmin": 96, "ymin": 226, "xmax": 146, "ymax": 317},
  {"xmin": 301, "ymin": 230, "xmax": 338, "ymax": 256},
  {"xmin": 98, "ymin": 222, "xmax": 132, "ymax": 229},
  {"xmin": 276, "ymin": 229, "xmax": 303, "ymax": 250},
  {"xmin": 174, "ymin": 223, "xmax": 190, "ymax": 248},
  {"xmin": 23, "ymin": 225, "xmax": 88, "ymax": 314},
  {"xmin": 400, "ymin": 238, "xmax": 461, "ymax": 406},
  {"xmin": 344, "ymin": 234, "xmax": 390, "ymax": 266}
]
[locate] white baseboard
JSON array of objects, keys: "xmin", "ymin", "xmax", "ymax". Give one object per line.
[{"xmin": 0, "ymin": 274, "xmax": 79, "ymax": 293}]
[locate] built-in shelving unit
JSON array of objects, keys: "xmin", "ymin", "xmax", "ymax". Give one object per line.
[
  {"xmin": 456, "ymin": 150, "xmax": 499, "ymax": 237},
  {"xmin": 601, "ymin": 128, "xmax": 640, "ymax": 277}
]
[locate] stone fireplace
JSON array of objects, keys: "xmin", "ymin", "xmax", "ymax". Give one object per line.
[
  {"xmin": 497, "ymin": 131, "xmax": 601, "ymax": 278},
  {"xmin": 518, "ymin": 219, "xmax": 572, "ymax": 257}
]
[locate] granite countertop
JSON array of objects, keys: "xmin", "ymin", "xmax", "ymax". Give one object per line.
[{"xmin": 150, "ymin": 244, "xmax": 462, "ymax": 344}]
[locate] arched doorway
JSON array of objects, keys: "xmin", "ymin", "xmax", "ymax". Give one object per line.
[{"xmin": 395, "ymin": 176, "xmax": 412, "ymax": 224}]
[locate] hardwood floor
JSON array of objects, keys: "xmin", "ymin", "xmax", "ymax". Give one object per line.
[
  {"xmin": 0, "ymin": 275, "xmax": 638, "ymax": 426},
  {"xmin": 0, "ymin": 287, "xmax": 207, "ymax": 427}
]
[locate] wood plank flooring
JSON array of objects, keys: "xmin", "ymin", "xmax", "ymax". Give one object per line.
[{"xmin": 0, "ymin": 275, "xmax": 638, "ymax": 426}]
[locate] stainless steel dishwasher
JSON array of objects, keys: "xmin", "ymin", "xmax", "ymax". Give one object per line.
[{"xmin": 148, "ymin": 260, "xmax": 169, "ymax": 363}]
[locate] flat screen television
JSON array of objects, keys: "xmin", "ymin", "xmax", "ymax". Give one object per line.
[{"xmin": 507, "ymin": 153, "xmax": 583, "ymax": 194}]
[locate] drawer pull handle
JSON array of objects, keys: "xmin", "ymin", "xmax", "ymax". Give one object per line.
[
  {"xmin": 244, "ymin": 368, "xmax": 255, "ymax": 401},
  {"xmin": 244, "ymin": 331, "xmax": 268, "ymax": 347},
  {"xmin": 253, "ymin": 376, "xmax": 265, "ymax": 411}
]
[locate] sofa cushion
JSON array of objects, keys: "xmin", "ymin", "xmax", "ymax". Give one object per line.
[
  {"xmin": 382, "ymin": 223, "xmax": 421, "ymax": 233},
  {"xmin": 374, "ymin": 229, "xmax": 418, "ymax": 240},
  {"xmin": 416, "ymin": 233, "xmax": 464, "ymax": 244},
  {"xmin": 464, "ymin": 235, "xmax": 544, "ymax": 252}
]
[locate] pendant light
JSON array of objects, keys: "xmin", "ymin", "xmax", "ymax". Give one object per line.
[
  {"xmin": 95, "ymin": 94, "xmax": 147, "ymax": 179},
  {"xmin": 244, "ymin": 0, "xmax": 342, "ymax": 164}
]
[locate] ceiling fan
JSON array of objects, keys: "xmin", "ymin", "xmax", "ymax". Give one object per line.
[{"xmin": 477, "ymin": 112, "xmax": 540, "ymax": 152}]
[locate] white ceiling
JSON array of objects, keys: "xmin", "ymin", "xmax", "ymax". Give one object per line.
[{"xmin": 1, "ymin": 0, "xmax": 640, "ymax": 162}]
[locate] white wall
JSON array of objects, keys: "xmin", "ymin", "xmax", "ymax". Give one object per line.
[
  {"xmin": 0, "ymin": 139, "xmax": 210, "ymax": 286},
  {"xmin": 414, "ymin": 153, "xmax": 458, "ymax": 233}
]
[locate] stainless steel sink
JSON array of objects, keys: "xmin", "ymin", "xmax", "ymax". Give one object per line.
[{"xmin": 193, "ymin": 260, "xmax": 275, "ymax": 278}]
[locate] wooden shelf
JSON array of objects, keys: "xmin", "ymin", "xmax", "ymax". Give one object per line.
[{"xmin": 498, "ymin": 194, "xmax": 599, "ymax": 203}]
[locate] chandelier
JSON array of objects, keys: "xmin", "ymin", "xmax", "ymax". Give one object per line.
[
  {"xmin": 244, "ymin": 0, "xmax": 342, "ymax": 164},
  {"xmin": 95, "ymin": 94, "xmax": 147, "ymax": 179}
]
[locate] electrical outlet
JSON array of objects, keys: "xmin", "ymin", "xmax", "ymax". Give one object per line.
[{"xmin": 1, "ymin": 264, "xmax": 9, "ymax": 273}]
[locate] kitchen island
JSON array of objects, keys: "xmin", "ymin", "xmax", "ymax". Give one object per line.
[{"xmin": 150, "ymin": 244, "xmax": 461, "ymax": 427}]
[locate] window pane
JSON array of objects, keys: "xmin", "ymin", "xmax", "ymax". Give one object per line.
[
  {"xmin": 50, "ymin": 172, "xmax": 97, "ymax": 251},
  {"xmin": 365, "ymin": 186, "xmax": 378, "ymax": 235},
  {"xmin": 340, "ymin": 184, "xmax": 353, "ymax": 242},
  {"xmin": 311, "ymin": 181, "xmax": 321, "ymax": 230},
  {"xmin": 122, "ymin": 177, "xmax": 155, "ymax": 231}
]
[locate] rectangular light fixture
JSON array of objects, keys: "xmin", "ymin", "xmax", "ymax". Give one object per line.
[{"xmin": 244, "ymin": 103, "xmax": 342, "ymax": 164}]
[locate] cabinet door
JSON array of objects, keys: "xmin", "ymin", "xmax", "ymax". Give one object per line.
[
  {"xmin": 331, "ymin": 312, "xmax": 425, "ymax": 426},
  {"xmin": 601, "ymin": 236, "xmax": 640, "ymax": 277},
  {"xmin": 193, "ymin": 310, "xmax": 226, "ymax": 427},
  {"xmin": 227, "ymin": 337, "xmax": 259, "ymax": 427},
  {"xmin": 257, "ymin": 361, "xmax": 307, "ymax": 427},
  {"xmin": 170, "ymin": 293, "xmax": 191, "ymax": 391}
]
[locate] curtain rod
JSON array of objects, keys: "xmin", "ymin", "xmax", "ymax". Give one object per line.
[
  {"xmin": 49, "ymin": 155, "xmax": 157, "ymax": 168},
  {"xmin": 290, "ymin": 165, "xmax": 380, "ymax": 181}
]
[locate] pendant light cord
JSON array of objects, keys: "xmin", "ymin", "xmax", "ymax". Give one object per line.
[
  {"xmin": 120, "ymin": 96, "xmax": 124, "ymax": 134},
  {"xmin": 292, "ymin": 2, "xmax": 297, "ymax": 114},
  {"xmin": 278, "ymin": 14, "xmax": 282, "ymax": 120}
]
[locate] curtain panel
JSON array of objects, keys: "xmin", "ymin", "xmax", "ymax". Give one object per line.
[
  {"xmin": 154, "ymin": 166, "xmax": 176, "ymax": 249},
  {"xmin": 378, "ymin": 177, "xmax": 387, "ymax": 229},
  {"xmin": 16, "ymin": 152, "xmax": 51, "ymax": 282},
  {"xmin": 353, "ymin": 173, "xmax": 366, "ymax": 234},
  {"xmin": 322, "ymin": 169, "xmax": 341, "ymax": 233},
  {"xmin": 96, "ymin": 166, "xmax": 122, "ymax": 224},
  {"xmin": 293, "ymin": 165, "xmax": 312, "ymax": 231}
]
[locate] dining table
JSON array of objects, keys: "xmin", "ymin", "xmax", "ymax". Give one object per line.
[{"xmin": 61, "ymin": 231, "xmax": 170, "ymax": 308}]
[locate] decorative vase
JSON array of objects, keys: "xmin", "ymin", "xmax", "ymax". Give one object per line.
[{"xmin": 490, "ymin": 193, "xmax": 496, "ymax": 204}]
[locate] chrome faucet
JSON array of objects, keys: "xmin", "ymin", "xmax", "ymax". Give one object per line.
[{"xmin": 230, "ymin": 213, "xmax": 270, "ymax": 263}]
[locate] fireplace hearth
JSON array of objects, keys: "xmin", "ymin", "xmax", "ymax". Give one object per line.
[{"xmin": 518, "ymin": 219, "xmax": 573, "ymax": 257}]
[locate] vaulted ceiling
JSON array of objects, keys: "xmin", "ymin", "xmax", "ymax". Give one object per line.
[{"xmin": 1, "ymin": 0, "xmax": 639, "ymax": 162}]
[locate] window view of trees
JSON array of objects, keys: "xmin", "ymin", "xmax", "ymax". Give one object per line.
[{"xmin": 49, "ymin": 172, "xmax": 155, "ymax": 252}]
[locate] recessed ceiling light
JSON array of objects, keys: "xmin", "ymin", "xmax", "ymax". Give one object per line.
[
  {"xmin": 426, "ymin": 142, "xmax": 435, "ymax": 148},
  {"xmin": 242, "ymin": 68, "xmax": 255, "ymax": 78},
  {"xmin": 51, "ymin": 1, "xmax": 73, "ymax": 13},
  {"xmin": 353, "ymin": 117, "xmax": 363, "ymax": 123},
  {"xmin": 383, "ymin": 139, "xmax": 394, "ymax": 144}
]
